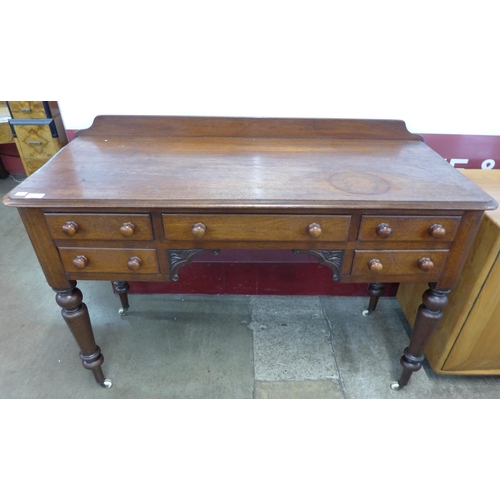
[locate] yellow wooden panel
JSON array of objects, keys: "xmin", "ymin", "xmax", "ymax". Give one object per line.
[
  {"xmin": 0, "ymin": 102, "xmax": 13, "ymax": 144},
  {"xmin": 443, "ymin": 235, "xmax": 500, "ymax": 371},
  {"xmin": 461, "ymin": 170, "xmax": 500, "ymax": 226},
  {"xmin": 397, "ymin": 170, "xmax": 500, "ymax": 374},
  {"xmin": 13, "ymin": 124, "xmax": 59, "ymax": 160},
  {"xmin": 8, "ymin": 101, "xmax": 48, "ymax": 118},
  {"xmin": 22, "ymin": 158, "xmax": 48, "ymax": 176},
  {"xmin": 0, "ymin": 123, "xmax": 13, "ymax": 144}
]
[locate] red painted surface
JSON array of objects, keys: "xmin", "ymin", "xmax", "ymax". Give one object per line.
[
  {"xmin": 2, "ymin": 128, "xmax": 498, "ymax": 296},
  {"xmin": 129, "ymin": 262, "xmax": 399, "ymax": 297},
  {"xmin": 66, "ymin": 130, "xmax": 77, "ymax": 141},
  {"xmin": 0, "ymin": 143, "xmax": 23, "ymax": 175},
  {"xmin": 421, "ymin": 134, "xmax": 499, "ymax": 170}
]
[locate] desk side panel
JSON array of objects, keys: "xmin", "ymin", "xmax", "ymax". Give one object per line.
[
  {"xmin": 436, "ymin": 210, "xmax": 484, "ymax": 289},
  {"xmin": 18, "ymin": 208, "xmax": 72, "ymax": 289}
]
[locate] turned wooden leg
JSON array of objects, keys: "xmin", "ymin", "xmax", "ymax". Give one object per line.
[
  {"xmin": 54, "ymin": 281, "xmax": 112, "ymax": 388},
  {"xmin": 112, "ymin": 280, "xmax": 130, "ymax": 315},
  {"xmin": 392, "ymin": 283, "xmax": 450, "ymax": 390},
  {"xmin": 362, "ymin": 282, "xmax": 386, "ymax": 316}
]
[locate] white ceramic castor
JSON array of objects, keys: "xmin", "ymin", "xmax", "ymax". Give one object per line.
[{"xmin": 100, "ymin": 379, "xmax": 113, "ymax": 388}]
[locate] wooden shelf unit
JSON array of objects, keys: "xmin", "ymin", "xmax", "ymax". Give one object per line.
[{"xmin": 6, "ymin": 101, "xmax": 68, "ymax": 176}]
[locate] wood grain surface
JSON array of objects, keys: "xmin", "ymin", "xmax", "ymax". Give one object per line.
[{"xmin": 3, "ymin": 117, "xmax": 496, "ymax": 210}]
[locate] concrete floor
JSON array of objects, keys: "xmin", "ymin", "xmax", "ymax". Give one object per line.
[{"xmin": 1, "ymin": 175, "xmax": 500, "ymax": 399}]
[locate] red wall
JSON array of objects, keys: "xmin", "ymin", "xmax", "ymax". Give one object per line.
[
  {"xmin": 421, "ymin": 134, "xmax": 499, "ymax": 170},
  {"xmin": 0, "ymin": 143, "xmax": 23, "ymax": 175}
]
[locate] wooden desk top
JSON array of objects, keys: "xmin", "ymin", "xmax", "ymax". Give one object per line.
[{"xmin": 2, "ymin": 115, "xmax": 496, "ymax": 212}]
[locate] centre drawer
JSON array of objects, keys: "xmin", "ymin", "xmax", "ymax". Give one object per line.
[
  {"xmin": 358, "ymin": 216, "xmax": 461, "ymax": 242},
  {"xmin": 45, "ymin": 214, "xmax": 154, "ymax": 240},
  {"xmin": 58, "ymin": 248, "xmax": 159, "ymax": 274},
  {"xmin": 162, "ymin": 214, "xmax": 351, "ymax": 242}
]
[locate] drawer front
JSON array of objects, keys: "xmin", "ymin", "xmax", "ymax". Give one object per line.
[
  {"xmin": 59, "ymin": 248, "xmax": 159, "ymax": 274},
  {"xmin": 351, "ymin": 250, "xmax": 449, "ymax": 276},
  {"xmin": 358, "ymin": 216, "xmax": 461, "ymax": 242},
  {"xmin": 0, "ymin": 121, "xmax": 13, "ymax": 144},
  {"xmin": 12, "ymin": 123, "xmax": 59, "ymax": 160},
  {"xmin": 21, "ymin": 158, "xmax": 46, "ymax": 176},
  {"xmin": 46, "ymin": 214, "xmax": 154, "ymax": 240},
  {"xmin": 8, "ymin": 101, "xmax": 49, "ymax": 118},
  {"xmin": 163, "ymin": 215, "xmax": 351, "ymax": 242}
]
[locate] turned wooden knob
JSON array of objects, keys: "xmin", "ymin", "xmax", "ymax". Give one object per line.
[
  {"xmin": 72, "ymin": 255, "xmax": 88, "ymax": 269},
  {"xmin": 418, "ymin": 257, "xmax": 434, "ymax": 272},
  {"xmin": 429, "ymin": 224, "xmax": 446, "ymax": 239},
  {"xmin": 127, "ymin": 256, "xmax": 142, "ymax": 271},
  {"xmin": 376, "ymin": 223, "xmax": 392, "ymax": 239},
  {"xmin": 368, "ymin": 259, "xmax": 383, "ymax": 272},
  {"xmin": 192, "ymin": 222, "xmax": 206, "ymax": 238},
  {"xmin": 62, "ymin": 221, "xmax": 79, "ymax": 237},
  {"xmin": 307, "ymin": 223, "xmax": 322, "ymax": 238},
  {"xmin": 120, "ymin": 222, "xmax": 135, "ymax": 237}
]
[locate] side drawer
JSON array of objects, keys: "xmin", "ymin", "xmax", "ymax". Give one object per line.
[
  {"xmin": 21, "ymin": 158, "xmax": 47, "ymax": 176},
  {"xmin": 162, "ymin": 214, "xmax": 351, "ymax": 242},
  {"xmin": 351, "ymin": 250, "xmax": 449, "ymax": 277},
  {"xmin": 59, "ymin": 248, "xmax": 159, "ymax": 274},
  {"xmin": 8, "ymin": 101, "xmax": 49, "ymax": 118},
  {"xmin": 46, "ymin": 214, "xmax": 154, "ymax": 240},
  {"xmin": 0, "ymin": 120, "xmax": 13, "ymax": 143},
  {"xmin": 11, "ymin": 121, "xmax": 60, "ymax": 161},
  {"xmin": 358, "ymin": 216, "xmax": 461, "ymax": 242}
]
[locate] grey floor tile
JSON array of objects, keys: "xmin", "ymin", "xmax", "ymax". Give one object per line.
[
  {"xmin": 0, "ymin": 281, "xmax": 255, "ymax": 398},
  {"xmin": 321, "ymin": 296, "xmax": 500, "ymax": 399},
  {"xmin": 0, "ymin": 180, "xmax": 40, "ymax": 270},
  {"xmin": 254, "ymin": 379, "xmax": 343, "ymax": 399},
  {"xmin": 96, "ymin": 292, "xmax": 255, "ymax": 399},
  {"xmin": 250, "ymin": 296, "xmax": 338, "ymax": 382}
]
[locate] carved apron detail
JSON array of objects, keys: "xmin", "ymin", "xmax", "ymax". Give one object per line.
[
  {"xmin": 167, "ymin": 249, "xmax": 220, "ymax": 281},
  {"xmin": 292, "ymin": 250, "xmax": 344, "ymax": 281}
]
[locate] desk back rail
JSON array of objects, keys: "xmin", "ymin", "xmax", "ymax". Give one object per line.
[{"xmin": 76, "ymin": 115, "xmax": 425, "ymax": 141}]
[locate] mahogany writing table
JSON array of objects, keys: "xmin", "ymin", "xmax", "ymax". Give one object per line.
[{"xmin": 2, "ymin": 116, "xmax": 497, "ymax": 391}]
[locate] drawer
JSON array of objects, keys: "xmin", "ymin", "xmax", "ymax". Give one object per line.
[
  {"xmin": 21, "ymin": 158, "xmax": 46, "ymax": 176},
  {"xmin": 351, "ymin": 250, "xmax": 449, "ymax": 276},
  {"xmin": 46, "ymin": 214, "xmax": 154, "ymax": 240},
  {"xmin": 358, "ymin": 216, "xmax": 460, "ymax": 242},
  {"xmin": 8, "ymin": 101, "xmax": 49, "ymax": 118},
  {"xmin": 11, "ymin": 122, "xmax": 59, "ymax": 160},
  {"xmin": 162, "ymin": 215, "xmax": 351, "ymax": 242},
  {"xmin": 0, "ymin": 120, "xmax": 13, "ymax": 144},
  {"xmin": 59, "ymin": 248, "xmax": 159, "ymax": 274}
]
